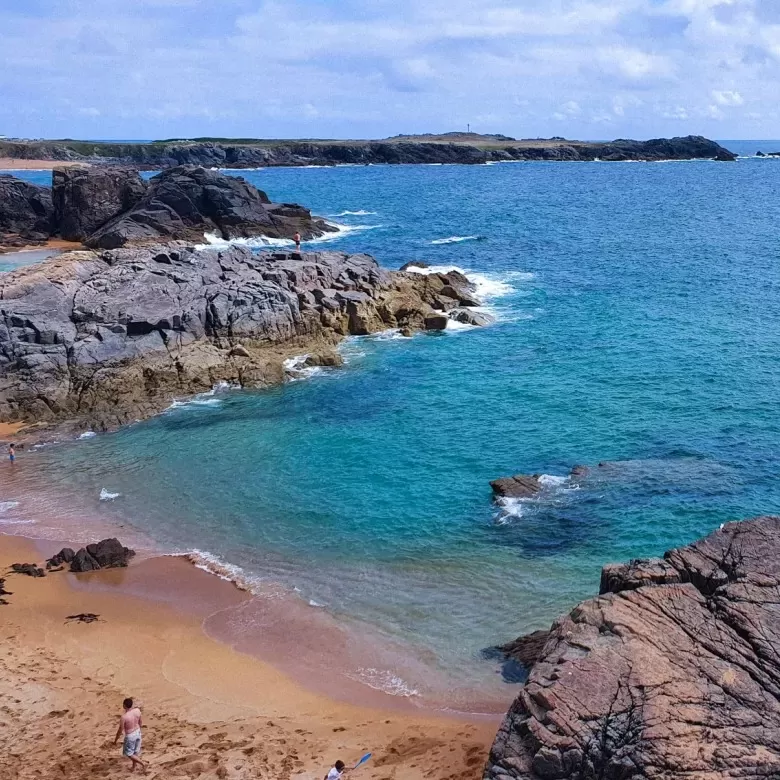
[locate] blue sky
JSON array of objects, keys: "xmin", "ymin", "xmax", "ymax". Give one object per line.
[{"xmin": 1, "ymin": 0, "xmax": 778, "ymax": 140}]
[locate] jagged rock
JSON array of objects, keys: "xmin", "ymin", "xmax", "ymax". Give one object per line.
[
  {"xmin": 0, "ymin": 175, "xmax": 56, "ymax": 247},
  {"xmin": 69, "ymin": 538, "xmax": 134, "ymax": 572},
  {"xmin": 756, "ymin": 151, "xmax": 766, "ymax": 157},
  {"xmin": 484, "ymin": 516, "xmax": 780, "ymax": 780},
  {"xmin": 714, "ymin": 148, "xmax": 737, "ymax": 162},
  {"xmin": 10, "ymin": 562, "xmax": 45, "ymax": 577},
  {"xmin": 53, "ymin": 166, "xmax": 147, "ymax": 241},
  {"xmin": 496, "ymin": 630, "xmax": 552, "ymax": 669},
  {"xmin": 303, "ymin": 351, "xmax": 344, "ymax": 368},
  {"xmin": 46, "ymin": 548, "xmax": 76, "ymax": 570},
  {"xmin": 0, "ymin": 245, "xmax": 485, "ymax": 428},
  {"xmin": 424, "ymin": 313, "xmax": 449, "ymax": 330},
  {"xmin": 85, "ymin": 165, "xmax": 334, "ymax": 248},
  {"xmin": 399, "ymin": 261, "xmax": 429, "ymax": 271},
  {"xmin": 490, "ymin": 474, "xmax": 542, "ymax": 499},
  {"xmin": 0, "ymin": 577, "xmax": 11, "ymax": 602},
  {"xmin": 570, "ymin": 464, "xmax": 589, "ymax": 478},
  {"xmin": 450, "ymin": 308, "xmax": 495, "ymax": 327}
]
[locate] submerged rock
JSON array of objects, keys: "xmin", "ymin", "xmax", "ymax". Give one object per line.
[
  {"xmin": 450, "ymin": 308, "xmax": 495, "ymax": 327},
  {"xmin": 484, "ymin": 515, "xmax": 780, "ymax": 780},
  {"xmin": 489, "ymin": 474, "xmax": 542, "ymax": 499},
  {"xmin": 496, "ymin": 629, "xmax": 552, "ymax": 669}
]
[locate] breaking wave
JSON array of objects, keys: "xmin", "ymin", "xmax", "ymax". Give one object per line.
[
  {"xmin": 430, "ymin": 235, "xmax": 485, "ymax": 245},
  {"xmin": 197, "ymin": 222, "xmax": 382, "ymax": 250},
  {"xmin": 99, "ymin": 488, "xmax": 121, "ymax": 501}
]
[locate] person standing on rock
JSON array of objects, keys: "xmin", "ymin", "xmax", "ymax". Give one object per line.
[
  {"xmin": 114, "ymin": 697, "xmax": 146, "ymax": 773},
  {"xmin": 8, "ymin": 443, "xmax": 15, "ymax": 463},
  {"xmin": 294, "ymin": 231, "xmax": 302, "ymax": 252}
]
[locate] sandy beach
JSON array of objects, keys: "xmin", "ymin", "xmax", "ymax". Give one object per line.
[
  {"xmin": 0, "ymin": 158, "xmax": 86, "ymax": 170},
  {"xmin": 0, "ymin": 534, "xmax": 497, "ymax": 780}
]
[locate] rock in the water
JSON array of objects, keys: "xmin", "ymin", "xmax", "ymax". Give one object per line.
[
  {"xmin": 570, "ymin": 464, "xmax": 589, "ymax": 478},
  {"xmin": 303, "ymin": 351, "xmax": 344, "ymax": 368},
  {"xmin": 10, "ymin": 562, "xmax": 45, "ymax": 577},
  {"xmin": 484, "ymin": 515, "xmax": 780, "ymax": 780},
  {"xmin": 450, "ymin": 308, "xmax": 495, "ymax": 327},
  {"xmin": 53, "ymin": 166, "xmax": 147, "ymax": 241},
  {"xmin": 714, "ymin": 148, "xmax": 737, "ymax": 162},
  {"xmin": 85, "ymin": 165, "xmax": 333, "ymax": 249},
  {"xmin": 490, "ymin": 474, "xmax": 542, "ymax": 499},
  {"xmin": 399, "ymin": 261, "xmax": 429, "ymax": 271},
  {"xmin": 0, "ymin": 175, "xmax": 56, "ymax": 247},
  {"xmin": 424, "ymin": 313, "xmax": 450, "ymax": 330}
]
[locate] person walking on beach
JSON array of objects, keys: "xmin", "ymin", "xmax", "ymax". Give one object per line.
[
  {"xmin": 325, "ymin": 760, "xmax": 349, "ymax": 780},
  {"xmin": 8, "ymin": 443, "xmax": 14, "ymax": 463},
  {"xmin": 293, "ymin": 231, "xmax": 302, "ymax": 252},
  {"xmin": 114, "ymin": 697, "xmax": 146, "ymax": 773}
]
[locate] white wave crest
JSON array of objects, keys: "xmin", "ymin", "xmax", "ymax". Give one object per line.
[
  {"xmin": 99, "ymin": 488, "xmax": 121, "ymax": 501},
  {"xmin": 166, "ymin": 381, "xmax": 236, "ymax": 411},
  {"xmin": 538, "ymin": 474, "xmax": 568, "ymax": 487},
  {"xmin": 78, "ymin": 431, "xmax": 97, "ymax": 440},
  {"xmin": 430, "ymin": 235, "xmax": 483, "ymax": 245},
  {"xmin": 283, "ymin": 354, "xmax": 325, "ymax": 382},
  {"xmin": 197, "ymin": 222, "xmax": 382, "ymax": 251},
  {"xmin": 0, "ymin": 500, "xmax": 20, "ymax": 513},
  {"xmin": 187, "ymin": 549, "xmax": 262, "ymax": 592},
  {"xmin": 404, "ymin": 264, "xmax": 519, "ymax": 300},
  {"xmin": 330, "ymin": 210, "xmax": 377, "ymax": 216},
  {"xmin": 347, "ymin": 667, "xmax": 419, "ymax": 697}
]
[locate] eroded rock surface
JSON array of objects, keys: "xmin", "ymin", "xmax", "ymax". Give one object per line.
[
  {"xmin": 485, "ymin": 516, "xmax": 780, "ymax": 780},
  {"xmin": 0, "ymin": 244, "xmax": 480, "ymax": 428},
  {"xmin": 0, "ymin": 176, "xmax": 55, "ymax": 248}
]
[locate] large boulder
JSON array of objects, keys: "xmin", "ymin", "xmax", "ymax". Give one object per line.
[
  {"xmin": 70, "ymin": 538, "xmax": 134, "ymax": 572},
  {"xmin": 490, "ymin": 474, "xmax": 542, "ymax": 499},
  {"xmin": 0, "ymin": 175, "xmax": 55, "ymax": 246},
  {"xmin": 484, "ymin": 516, "xmax": 780, "ymax": 780},
  {"xmin": 85, "ymin": 165, "xmax": 334, "ymax": 249},
  {"xmin": 52, "ymin": 166, "xmax": 147, "ymax": 241}
]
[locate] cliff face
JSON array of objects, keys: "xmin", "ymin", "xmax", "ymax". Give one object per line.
[
  {"xmin": 485, "ymin": 516, "xmax": 780, "ymax": 780},
  {"xmin": 0, "ymin": 244, "xmax": 481, "ymax": 429},
  {"xmin": 0, "ymin": 136, "xmax": 737, "ymax": 168}
]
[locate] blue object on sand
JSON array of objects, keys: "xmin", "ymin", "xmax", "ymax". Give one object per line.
[{"xmin": 354, "ymin": 753, "xmax": 372, "ymax": 769}]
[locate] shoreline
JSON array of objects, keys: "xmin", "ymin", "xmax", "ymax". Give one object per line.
[
  {"xmin": 0, "ymin": 157, "xmax": 87, "ymax": 170},
  {"xmin": 1, "ymin": 532, "xmax": 498, "ymax": 780}
]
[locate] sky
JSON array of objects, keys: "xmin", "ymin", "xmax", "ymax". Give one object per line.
[{"xmin": 1, "ymin": 0, "xmax": 779, "ymax": 141}]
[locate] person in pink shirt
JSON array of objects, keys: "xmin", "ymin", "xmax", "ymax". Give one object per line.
[{"xmin": 114, "ymin": 697, "xmax": 146, "ymax": 773}]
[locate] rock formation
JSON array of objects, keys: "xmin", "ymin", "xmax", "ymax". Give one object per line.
[
  {"xmin": 52, "ymin": 165, "xmax": 147, "ymax": 241},
  {"xmin": 490, "ymin": 474, "xmax": 543, "ymax": 499},
  {"xmin": 0, "ymin": 166, "xmax": 333, "ymax": 250},
  {"xmin": 0, "ymin": 244, "xmax": 482, "ymax": 429},
  {"xmin": 0, "ymin": 175, "xmax": 55, "ymax": 249},
  {"xmin": 85, "ymin": 165, "xmax": 334, "ymax": 249},
  {"xmin": 69, "ymin": 539, "xmax": 135, "ymax": 572},
  {"xmin": 485, "ymin": 515, "xmax": 780, "ymax": 780},
  {"xmin": 0, "ymin": 136, "xmax": 738, "ymax": 168}
]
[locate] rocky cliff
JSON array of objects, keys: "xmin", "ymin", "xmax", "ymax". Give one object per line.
[
  {"xmin": 0, "ymin": 175, "xmax": 56, "ymax": 248},
  {"xmin": 485, "ymin": 515, "xmax": 780, "ymax": 780},
  {"xmin": 0, "ymin": 244, "xmax": 482, "ymax": 429},
  {"xmin": 0, "ymin": 136, "xmax": 737, "ymax": 168}
]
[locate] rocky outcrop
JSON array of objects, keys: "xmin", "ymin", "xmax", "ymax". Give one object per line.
[
  {"xmin": 0, "ymin": 175, "xmax": 56, "ymax": 248},
  {"xmin": 485, "ymin": 515, "xmax": 780, "ymax": 780},
  {"xmin": 0, "ymin": 136, "xmax": 737, "ymax": 168},
  {"xmin": 0, "ymin": 167, "xmax": 333, "ymax": 250},
  {"xmin": 69, "ymin": 539, "xmax": 135, "ymax": 572},
  {"xmin": 0, "ymin": 244, "xmax": 482, "ymax": 428},
  {"xmin": 83, "ymin": 165, "xmax": 334, "ymax": 249},
  {"xmin": 53, "ymin": 166, "xmax": 147, "ymax": 241},
  {"xmin": 496, "ymin": 630, "xmax": 552, "ymax": 669},
  {"xmin": 490, "ymin": 474, "xmax": 543, "ymax": 499}
]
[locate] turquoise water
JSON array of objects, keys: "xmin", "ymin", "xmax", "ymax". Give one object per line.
[{"xmin": 4, "ymin": 148, "xmax": 780, "ymax": 707}]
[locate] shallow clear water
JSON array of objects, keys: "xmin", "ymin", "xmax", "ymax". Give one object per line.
[{"xmin": 4, "ymin": 149, "xmax": 780, "ymax": 706}]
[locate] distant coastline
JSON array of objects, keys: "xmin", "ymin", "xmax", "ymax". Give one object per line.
[{"xmin": 0, "ymin": 133, "xmax": 736, "ymax": 169}]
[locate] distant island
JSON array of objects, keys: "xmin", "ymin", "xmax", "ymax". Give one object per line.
[{"xmin": 0, "ymin": 133, "xmax": 736, "ymax": 168}]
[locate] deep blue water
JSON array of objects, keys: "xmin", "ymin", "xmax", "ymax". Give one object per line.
[{"xmin": 4, "ymin": 147, "xmax": 780, "ymax": 706}]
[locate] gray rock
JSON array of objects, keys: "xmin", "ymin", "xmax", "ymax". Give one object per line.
[
  {"xmin": 450, "ymin": 308, "xmax": 495, "ymax": 327},
  {"xmin": 0, "ymin": 175, "xmax": 55, "ymax": 247},
  {"xmin": 424, "ymin": 313, "xmax": 449, "ymax": 330},
  {"xmin": 490, "ymin": 474, "xmax": 542, "ymax": 499}
]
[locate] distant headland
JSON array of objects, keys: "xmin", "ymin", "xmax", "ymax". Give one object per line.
[{"xmin": 0, "ymin": 133, "xmax": 736, "ymax": 169}]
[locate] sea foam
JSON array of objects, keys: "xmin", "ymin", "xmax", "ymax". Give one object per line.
[
  {"xmin": 430, "ymin": 235, "xmax": 484, "ymax": 245},
  {"xmin": 99, "ymin": 488, "xmax": 121, "ymax": 501},
  {"xmin": 197, "ymin": 221, "xmax": 382, "ymax": 250}
]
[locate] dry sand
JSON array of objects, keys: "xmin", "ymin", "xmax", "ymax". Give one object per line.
[
  {"xmin": 0, "ymin": 535, "xmax": 497, "ymax": 780},
  {"xmin": 0, "ymin": 239, "xmax": 83, "ymax": 256},
  {"xmin": 0, "ymin": 158, "xmax": 86, "ymax": 170}
]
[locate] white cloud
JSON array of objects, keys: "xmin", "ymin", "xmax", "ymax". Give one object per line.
[{"xmin": 712, "ymin": 89, "xmax": 744, "ymax": 105}]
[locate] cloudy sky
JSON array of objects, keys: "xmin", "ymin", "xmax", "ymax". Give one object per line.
[{"xmin": 1, "ymin": 0, "xmax": 778, "ymax": 140}]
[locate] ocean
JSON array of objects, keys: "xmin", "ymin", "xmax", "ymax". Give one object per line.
[{"xmin": 3, "ymin": 142, "xmax": 780, "ymax": 710}]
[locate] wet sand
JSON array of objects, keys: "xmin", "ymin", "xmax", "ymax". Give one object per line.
[
  {"xmin": 0, "ymin": 240, "xmax": 83, "ymax": 257},
  {"xmin": 0, "ymin": 534, "xmax": 498, "ymax": 780}
]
